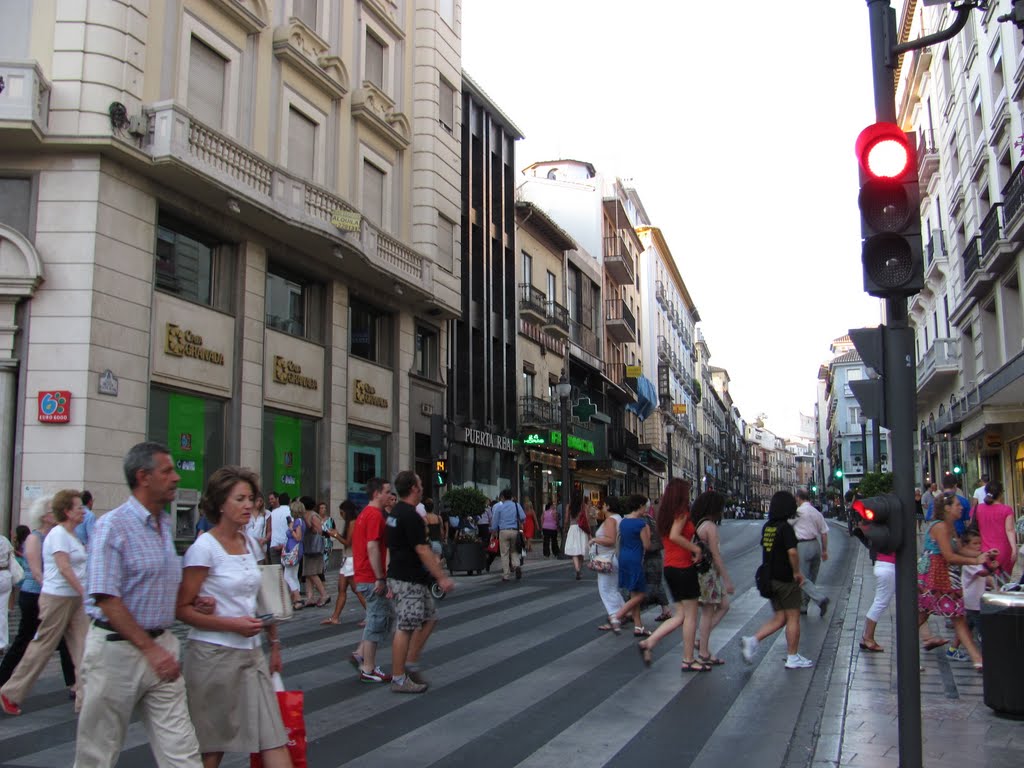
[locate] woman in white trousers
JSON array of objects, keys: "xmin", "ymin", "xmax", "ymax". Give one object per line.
[
  {"xmin": 591, "ymin": 500, "xmax": 624, "ymax": 632},
  {"xmin": 860, "ymin": 551, "xmax": 895, "ymax": 652}
]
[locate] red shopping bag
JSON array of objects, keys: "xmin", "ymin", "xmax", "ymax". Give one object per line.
[
  {"xmin": 487, "ymin": 534, "xmax": 499, "ymax": 554},
  {"xmin": 250, "ymin": 674, "xmax": 307, "ymax": 768}
]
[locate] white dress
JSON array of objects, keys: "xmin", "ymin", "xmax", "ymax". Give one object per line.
[{"xmin": 564, "ymin": 522, "xmax": 588, "ymax": 557}]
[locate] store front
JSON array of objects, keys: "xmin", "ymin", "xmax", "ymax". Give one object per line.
[
  {"xmin": 347, "ymin": 357, "xmax": 393, "ymax": 508},
  {"xmin": 449, "ymin": 427, "xmax": 517, "ymax": 500},
  {"xmin": 148, "ymin": 293, "xmax": 234, "ymax": 543}
]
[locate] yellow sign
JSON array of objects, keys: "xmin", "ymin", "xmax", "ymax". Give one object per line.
[
  {"xmin": 673, "ymin": 403, "xmax": 687, "ymax": 415},
  {"xmin": 353, "ymin": 379, "xmax": 388, "ymax": 408},
  {"xmin": 165, "ymin": 324, "xmax": 224, "ymax": 365},
  {"xmin": 435, "ymin": 460, "xmax": 447, "ymax": 472},
  {"xmin": 272, "ymin": 356, "xmax": 319, "ymax": 390},
  {"xmin": 625, "ymin": 365, "xmax": 642, "ymax": 378},
  {"xmin": 331, "ymin": 209, "xmax": 363, "ymax": 232}
]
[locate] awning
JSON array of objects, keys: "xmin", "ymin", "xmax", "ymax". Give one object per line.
[{"xmin": 626, "ymin": 375, "xmax": 658, "ymax": 421}]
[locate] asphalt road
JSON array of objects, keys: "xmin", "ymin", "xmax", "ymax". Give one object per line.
[{"xmin": 0, "ymin": 520, "xmax": 857, "ymax": 768}]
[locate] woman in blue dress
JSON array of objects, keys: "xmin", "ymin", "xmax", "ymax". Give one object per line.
[{"xmin": 613, "ymin": 495, "xmax": 652, "ymax": 635}]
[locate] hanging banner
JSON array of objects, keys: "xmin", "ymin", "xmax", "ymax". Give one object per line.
[{"xmin": 273, "ymin": 414, "xmax": 303, "ymax": 497}]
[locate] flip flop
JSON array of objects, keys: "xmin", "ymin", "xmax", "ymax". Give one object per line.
[
  {"xmin": 597, "ymin": 623, "xmax": 615, "ymax": 631},
  {"xmin": 634, "ymin": 626, "xmax": 651, "ymax": 637},
  {"xmin": 321, "ymin": 618, "xmax": 339, "ymax": 625},
  {"xmin": 637, "ymin": 642, "xmax": 652, "ymax": 668},
  {"xmin": 698, "ymin": 654, "xmax": 725, "ymax": 666},
  {"xmin": 859, "ymin": 640, "xmax": 884, "ymax": 653},
  {"xmin": 680, "ymin": 659, "xmax": 711, "ymax": 672}
]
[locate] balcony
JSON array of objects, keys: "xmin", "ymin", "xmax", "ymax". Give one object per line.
[
  {"xmin": 1002, "ymin": 162, "xmax": 1024, "ymax": 241},
  {"xmin": 605, "ymin": 299, "xmax": 637, "ymax": 343},
  {"xmin": 543, "ymin": 299, "xmax": 570, "ymax": 338},
  {"xmin": 519, "ymin": 395, "xmax": 556, "ymax": 427},
  {"xmin": 924, "ymin": 228, "xmax": 948, "ymax": 284},
  {"xmin": 979, "ymin": 204, "xmax": 1015, "ymax": 274},
  {"xmin": 606, "ymin": 363, "xmax": 638, "ymax": 401},
  {"xmin": 0, "ymin": 61, "xmax": 50, "ymax": 134},
  {"xmin": 917, "ymin": 338, "xmax": 960, "ymax": 398},
  {"xmin": 609, "ymin": 427, "xmax": 640, "ymax": 460},
  {"xmin": 918, "ymin": 129, "xmax": 939, "ymax": 186},
  {"xmin": 603, "ymin": 234, "xmax": 635, "ymax": 285},
  {"xmin": 658, "ymin": 335, "xmax": 671, "ymax": 361},
  {"xmin": 568, "ymin": 319, "xmax": 603, "ymax": 371},
  {"xmin": 519, "ymin": 283, "xmax": 548, "ymax": 323},
  {"xmin": 960, "ymin": 236, "xmax": 994, "ymax": 300},
  {"xmin": 655, "ymin": 280, "xmax": 666, "ymax": 306}
]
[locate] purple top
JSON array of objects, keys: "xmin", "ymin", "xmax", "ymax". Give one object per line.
[{"xmin": 86, "ymin": 495, "xmax": 182, "ymax": 630}]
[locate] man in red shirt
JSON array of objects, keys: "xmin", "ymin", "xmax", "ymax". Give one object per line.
[{"xmin": 349, "ymin": 477, "xmax": 394, "ymax": 683}]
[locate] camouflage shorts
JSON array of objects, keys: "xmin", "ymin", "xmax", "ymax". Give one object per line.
[{"xmin": 387, "ymin": 579, "xmax": 436, "ymax": 631}]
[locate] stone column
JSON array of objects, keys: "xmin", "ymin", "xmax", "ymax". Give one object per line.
[{"xmin": 0, "ymin": 360, "xmax": 17, "ymax": 535}]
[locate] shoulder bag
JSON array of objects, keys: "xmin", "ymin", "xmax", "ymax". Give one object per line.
[
  {"xmin": 693, "ymin": 520, "xmax": 713, "ymax": 575},
  {"xmin": 246, "ymin": 535, "xmax": 293, "ymax": 622}
]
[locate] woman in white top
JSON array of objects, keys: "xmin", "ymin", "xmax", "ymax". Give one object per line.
[
  {"xmin": 0, "ymin": 489, "xmax": 89, "ymax": 716},
  {"xmin": 176, "ymin": 466, "xmax": 291, "ymax": 768},
  {"xmin": 0, "ymin": 532, "xmax": 13, "ymax": 653},
  {"xmin": 591, "ymin": 498, "xmax": 625, "ymax": 632},
  {"xmin": 321, "ymin": 500, "xmax": 367, "ymax": 626},
  {"xmin": 246, "ymin": 494, "xmax": 269, "ymax": 563}
]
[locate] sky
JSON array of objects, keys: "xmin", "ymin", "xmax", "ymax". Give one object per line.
[{"xmin": 461, "ymin": 0, "xmax": 885, "ymax": 438}]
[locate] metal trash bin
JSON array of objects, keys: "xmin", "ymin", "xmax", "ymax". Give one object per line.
[{"xmin": 980, "ymin": 590, "xmax": 1024, "ymax": 716}]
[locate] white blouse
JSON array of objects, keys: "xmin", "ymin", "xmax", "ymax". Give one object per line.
[{"xmin": 183, "ymin": 532, "xmax": 263, "ymax": 650}]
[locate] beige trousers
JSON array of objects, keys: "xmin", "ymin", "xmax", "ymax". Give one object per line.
[
  {"xmin": 0, "ymin": 592, "xmax": 87, "ymax": 705},
  {"xmin": 498, "ymin": 529, "xmax": 519, "ymax": 578},
  {"xmin": 74, "ymin": 626, "xmax": 201, "ymax": 768}
]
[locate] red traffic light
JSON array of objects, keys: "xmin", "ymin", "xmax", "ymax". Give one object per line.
[
  {"xmin": 852, "ymin": 500, "xmax": 875, "ymax": 521},
  {"xmin": 855, "ymin": 123, "xmax": 912, "ymax": 181}
]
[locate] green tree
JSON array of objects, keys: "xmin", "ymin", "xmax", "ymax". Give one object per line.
[
  {"xmin": 441, "ymin": 486, "xmax": 489, "ymax": 520},
  {"xmin": 856, "ymin": 471, "xmax": 893, "ymax": 497}
]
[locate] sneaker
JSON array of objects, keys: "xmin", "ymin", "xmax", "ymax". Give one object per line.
[
  {"xmin": 819, "ymin": 597, "xmax": 830, "ymax": 618},
  {"xmin": 349, "ymin": 652, "xmax": 363, "ymax": 670},
  {"xmin": 945, "ymin": 647, "xmax": 969, "ymax": 662},
  {"xmin": 785, "ymin": 654, "xmax": 814, "ymax": 669},
  {"xmin": 741, "ymin": 636, "xmax": 758, "ymax": 664},
  {"xmin": 406, "ymin": 669, "xmax": 428, "ymax": 685},
  {"xmin": 391, "ymin": 675, "xmax": 428, "ymax": 694},
  {"xmin": 359, "ymin": 666, "xmax": 392, "ymax": 683}
]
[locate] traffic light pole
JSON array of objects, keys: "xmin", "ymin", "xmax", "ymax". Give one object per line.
[{"xmin": 863, "ymin": 3, "xmax": 977, "ymax": 766}]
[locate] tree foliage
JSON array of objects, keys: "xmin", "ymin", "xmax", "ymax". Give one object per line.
[
  {"xmin": 441, "ymin": 486, "xmax": 489, "ymax": 519},
  {"xmin": 856, "ymin": 471, "xmax": 893, "ymax": 497}
]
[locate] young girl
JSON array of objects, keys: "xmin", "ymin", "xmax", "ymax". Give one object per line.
[
  {"xmin": 918, "ymin": 493, "xmax": 995, "ymax": 670},
  {"xmin": 695, "ymin": 491, "xmax": 735, "ymax": 666}
]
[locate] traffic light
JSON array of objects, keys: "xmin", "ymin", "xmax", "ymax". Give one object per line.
[
  {"xmin": 434, "ymin": 459, "xmax": 447, "ymax": 487},
  {"xmin": 952, "ymin": 462, "xmax": 963, "ymax": 476},
  {"xmin": 811, "ymin": 484, "xmax": 818, "ymax": 493},
  {"xmin": 851, "ymin": 493, "xmax": 905, "ymax": 552},
  {"xmin": 430, "ymin": 414, "xmax": 447, "ymax": 457},
  {"xmin": 848, "ymin": 327, "xmax": 887, "ymax": 427},
  {"xmin": 855, "ymin": 122, "xmax": 923, "ymax": 297},
  {"xmin": 833, "ymin": 468, "xmax": 844, "ymax": 480}
]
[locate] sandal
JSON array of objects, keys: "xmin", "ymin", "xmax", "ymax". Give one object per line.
[
  {"xmin": 634, "ymin": 626, "xmax": 651, "ymax": 637},
  {"xmin": 610, "ymin": 618, "xmax": 622, "ymax": 636},
  {"xmin": 655, "ymin": 612, "xmax": 672, "ymax": 622},
  {"xmin": 292, "ymin": 602, "xmax": 305, "ymax": 611},
  {"xmin": 680, "ymin": 659, "xmax": 711, "ymax": 672},
  {"xmin": 922, "ymin": 638, "xmax": 947, "ymax": 651},
  {"xmin": 597, "ymin": 623, "xmax": 615, "ymax": 631},
  {"xmin": 637, "ymin": 642, "xmax": 652, "ymax": 668},
  {"xmin": 859, "ymin": 639, "xmax": 884, "ymax": 653},
  {"xmin": 698, "ymin": 654, "xmax": 725, "ymax": 666}
]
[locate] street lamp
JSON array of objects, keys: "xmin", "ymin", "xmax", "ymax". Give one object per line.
[
  {"xmin": 665, "ymin": 421, "xmax": 675, "ymax": 481},
  {"xmin": 556, "ymin": 369, "xmax": 572, "ymax": 535}
]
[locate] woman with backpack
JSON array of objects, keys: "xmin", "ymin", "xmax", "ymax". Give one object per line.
[{"xmin": 694, "ymin": 491, "xmax": 735, "ymax": 666}]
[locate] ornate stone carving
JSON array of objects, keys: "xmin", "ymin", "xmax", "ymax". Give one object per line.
[
  {"xmin": 351, "ymin": 82, "xmax": 409, "ymax": 149},
  {"xmin": 272, "ymin": 21, "xmax": 348, "ymax": 99}
]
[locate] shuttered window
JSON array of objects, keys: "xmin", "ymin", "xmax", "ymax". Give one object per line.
[
  {"xmin": 188, "ymin": 36, "xmax": 226, "ymax": 129},
  {"xmin": 362, "ymin": 161, "xmax": 385, "ymax": 225},
  {"xmin": 437, "ymin": 215, "xmax": 454, "ymax": 270},
  {"xmin": 365, "ymin": 33, "xmax": 385, "ymax": 89},
  {"xmin": 287, "ymin": 108, "xmax": 316, "ymax": 180},
  {"xmin": 439, "ymin": 78, "xmax": 455, "ymax": 133},
  {"xmin": 293, "ymin": 0, "xmax": 317, "ymax": 30}
]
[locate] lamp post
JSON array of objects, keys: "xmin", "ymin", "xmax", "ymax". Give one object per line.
[
  {"xmin": 556, "ymin": 369, "xmax": 572, "ymax": 536},
  {"xmin": 665, "ymin": 421, "xmax": 675, "ymax": 482}
]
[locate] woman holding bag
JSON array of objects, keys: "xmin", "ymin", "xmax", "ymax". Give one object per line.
[
  {"xmin": 591, "ymin": 498, "xmax": 624, "ymax": 632},
  {"xmin": 563, "ymin": 493, "xmax": 592, "ymax": 581},
  {"xmin": 176, "ymin": 466, "xmax": 292, "ymax": 768}
]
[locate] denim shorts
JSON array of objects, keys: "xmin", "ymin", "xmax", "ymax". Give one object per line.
[{"xmin": 357, "ymin": 583, "xmax": 394, "ymax": 644}]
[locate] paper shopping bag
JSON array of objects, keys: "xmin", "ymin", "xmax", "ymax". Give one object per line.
[{"xmin": 250, "ymin": 673, "xmax": 307, "ymax": 768}]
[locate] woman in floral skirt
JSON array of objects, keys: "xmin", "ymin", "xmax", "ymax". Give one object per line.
[{"xmin": 918, "ymin": 492, "xmax": 996, "ymax": 671}]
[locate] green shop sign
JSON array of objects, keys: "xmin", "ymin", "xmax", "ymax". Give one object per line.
[{"xmin": 523, "ymin": 431, "xmax": 595, "ymax": 455}]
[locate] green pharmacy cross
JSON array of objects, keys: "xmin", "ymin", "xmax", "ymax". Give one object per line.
[{"xmin": 572, "ymin": 397, "xmax": 598, "ymax": 422}]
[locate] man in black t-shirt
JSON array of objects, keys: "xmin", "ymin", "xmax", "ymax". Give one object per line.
[
  {"xmin": 741, "ymin": 491, "xmax": 814, "ymax": 670},
  {"xmin": 385, "ymin": 470, "xmax": 454, "ymax": 694}
]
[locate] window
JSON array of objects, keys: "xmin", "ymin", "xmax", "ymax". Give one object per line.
[
  {"xmin": 0, "ymin": 178, "xmax": 32, "ymax": 237},
  {"xmin": 547, "ymin": 271, "xmax": 557, "ymax": 305},
  {"xmin": 522, "ymin": 251, "xmax": 533, "ymax": 287},
  {"xmin": 362, "ymin": 160, "xmax": 385, "ymax": 225},
  {"xmin": 293, "ymin": 0, "xmax": 317, "ymax": 29},
  {"xmin": 439, "ymin": 0, "xmax": 455, "ymax": 27},
  {"xmin": 156, "ymin": 213, "xmax": 230, "ymax": 308},
  {"xmin": 262, "ymin": 409, "xmax": 319, "ymax": 502},
  {"xmin": 523, "ymin": 370, "xmax": 535, "ymax": 397},
  {"xmin": 414, "ymin": 326, "xmax": 439, "ymax": 379},
  {"xmin": 188, "ymin": 36, "xmax": 226, "ymax": 129},
  {"xmin": 350, "ymin": 300, "xmax": 392, "ymax": 365},
  {"xmin": 365, "ymin": 32, "xmax": 385, "ymax": 90},
  {"xmin": 265, "ymin": 268, "xmax": 323, "ymax": 341},
  {"xmin": 286, "ymin": 107, "xmax": 317, "ymax": 180},
  {"xmin": 439, "ymin": 77, "xmax": 455, "ymax": 133},
  {"xmin": 849, "ymin": 406, "xmax": 862, "ymax": 425},
  {"xmin": 847, "ymin": 369, "xmax": 862, "ymax": 382},
  {"xmin": 437, "ymin": 214, "xmax": 455, "ymax": 271}
]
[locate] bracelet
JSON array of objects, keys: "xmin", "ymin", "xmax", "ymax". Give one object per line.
[{"xmin": 269, "ymin": 639, "xmax": 281, "ymax": 646}]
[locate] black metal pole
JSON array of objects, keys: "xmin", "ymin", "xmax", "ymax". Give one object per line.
[
  {"xmin": 873, "ymin": 418, "xmax": 883, "ymax": 473},
  {"xmin": 560, "ymin": 392, "xmax": 570, "ymax": 537},
  {"xmin": 861, "ymin": 419, "xmax": 868, "ymax": 474},
  {"xmin": 865, "ymin": 3, "xmax": 923, "ymax": 766},
  {"xmin": 667, "ymin": 426, "xmax": 674, "ymax": 481}
]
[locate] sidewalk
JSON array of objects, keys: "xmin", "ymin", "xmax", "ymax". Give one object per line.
[{"xmin": 812, "ymin": 544, "xmax": 1024, "ymax": 768}]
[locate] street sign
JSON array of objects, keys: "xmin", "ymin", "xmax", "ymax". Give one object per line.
[
  {"xmin": 625, "ymin": 365, "xmax": 642, "ymax": 378},
  {"xmin": 672, "ymin": 403, "xmax": 687, "ymax": 415}
]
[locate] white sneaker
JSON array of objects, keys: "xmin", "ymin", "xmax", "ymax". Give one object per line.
[
  {"xmin": 785, "ymin": 654, "xmax": 814, "ymax": 669},
  {"xmin": 741, "ymin": 636, "xmax": 758, "ymax": 663}
]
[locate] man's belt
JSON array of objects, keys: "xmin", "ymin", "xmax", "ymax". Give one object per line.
[{"xmin": 93, "ymin": 619, "xmax": 165, "ymax": 641}]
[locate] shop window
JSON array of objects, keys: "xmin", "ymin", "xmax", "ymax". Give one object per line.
[
  {"xmin": 266, "ymin": 266, "xmax": 324, "ymax": 342},
  {"xmin": 147, "ymin": 387, "xmax": 226, "ymax": 538},
  {"xmin": 439, "ymin": 77, "xmax": 456, "ymax": 133},
  {"xmin": 188, "ymin": 36, "xmax": 227, "ymax": 129},
  {"xmin": 155, "ymin": 212, "xmax": 235, "ymax": 311},
  {"xmin": 348, "ymin": 426, "xmax": 389, "ymax": 508},
  {"xmin": 262, "ymin": 409, "xmax": 320, "ymax": 501},
  {"xmin": 414, "ymin": 325, "xmax": 439, "ymax": 380},
  {"xmin": 350, "ymin": 300, "xmax": 392, "ymax": 365}
]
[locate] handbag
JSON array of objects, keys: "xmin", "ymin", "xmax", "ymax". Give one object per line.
[
  {"xmin": 693, "ymin": 522, "xmax": 713, "ymax": 575},
  {"xmin": 250, "ymin": 673, "xmax": 306, "ymax": 768},
  {"xmin": 487, "ymin": 534, "xmax": 499, "ymax": 554},
  {"xmin": 8, "ymin": 555, "xmax": 24, "ymax": 584},
  {"xmin": 587, "ymin": 554, "xmax": 614, "ymax": 573},
  {"xmin": 303, "ymin": 515, "xmax": 324, "ymax": 556},
  {"xmin": 754, "ymin": 563, "xmax": 773, "ymax": 599},
  {"xmin": 255, "ymin": 564, "xmax": 294, "ymax": 621}
]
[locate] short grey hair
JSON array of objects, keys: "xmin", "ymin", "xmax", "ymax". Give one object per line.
[
  {"xmin": 28, "ymin": 494, "xmax": 54, "ymax": 529},
  {"xmin": 124, "ymin": 441, "xmax": 172, "ymax": 489},
  {"xmin": 795, "ymin": 488, "xmax": 811, "ymax": 502}
]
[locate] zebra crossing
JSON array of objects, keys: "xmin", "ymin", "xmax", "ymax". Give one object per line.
[{"xmin": 0, "ymin": 522, "xmax": 855, "ymax": 768}]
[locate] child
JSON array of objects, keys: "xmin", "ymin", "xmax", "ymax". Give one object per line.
[{"xmin": 946, "ymin": 529, "xmax": 993, "ymax": 660}]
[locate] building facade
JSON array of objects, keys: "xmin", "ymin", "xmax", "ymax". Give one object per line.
[{"xmin": 0, "ymin": 0, "xmax": 462, "ymax": 534}]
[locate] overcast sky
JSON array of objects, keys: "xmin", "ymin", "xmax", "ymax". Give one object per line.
[{"xmin": 462, "ymin": 0, "xmax": 886, "ymax": 437}]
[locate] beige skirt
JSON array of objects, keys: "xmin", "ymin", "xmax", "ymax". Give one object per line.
[{"xmin": 183, "ymin": 640, "xmax": 287, "ymax": 755}]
